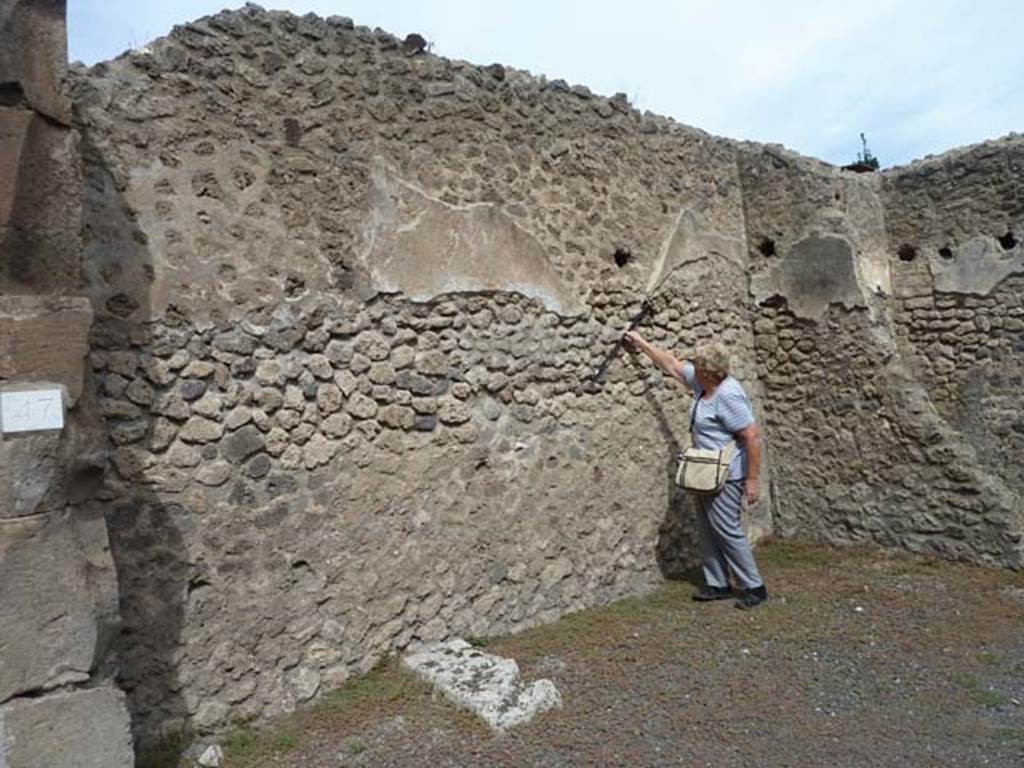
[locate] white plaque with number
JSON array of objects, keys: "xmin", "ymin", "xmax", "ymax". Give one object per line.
[{"xmin": 0, "ymin": 388, "xmax": 65, "ymax": 433}]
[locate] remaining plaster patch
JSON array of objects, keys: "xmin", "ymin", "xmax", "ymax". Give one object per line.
[
  {"xmin": 929, "ymin": 235, "xmax": 1024, "ymax": 295},
  {"xmin": 751, "ymin": 235, "xmax": 865, "ymax": 320},
  {"xmin": 402, "ymin": 638, "xmax": 562, "ymax": 731},
  {"xmin": 646, "ymin": 207, "xmax": 745, "ymax": 293},
  {"xmin": 363, "ymin": 158, "xmax": 582, "ymax": 314}
]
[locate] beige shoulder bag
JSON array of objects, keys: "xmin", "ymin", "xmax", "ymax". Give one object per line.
[{"xmin": 675, "ymin": 397, "xmax": 735, "ymax": 493}]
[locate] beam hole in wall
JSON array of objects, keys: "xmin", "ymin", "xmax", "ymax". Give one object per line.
[
  {"xmin": 757, "ymin": 237, "xmax": 776, "ymax": 257},
  {"xmin": 106, "ymin": 293, "xmax": 140, "ymax": 317},
  {"xmin": 938, "ymin": 246, "xmax": 954, "ymax": 260},
  {"xmin": 0, "ymin": 81, "xmax": 27, "ymax": 107},
  {"xmin": 897, "ymin": 244, "xmax": 917, "ymax": 262},
  {"xmin": 998, "ymin": 231, "xmax": 1018, "ymax": 250},
  {"xmin": 285, "ymin": 275, "xmax": 306, "ymax": 297},
  {"xmin": 613, "ymin": 246, "xmax": 632, "ymax": 268}
]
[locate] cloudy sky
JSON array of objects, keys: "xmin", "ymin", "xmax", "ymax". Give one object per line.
[{"xmin": 69, "ymin": 1, "xmax": 1023, "ymax": 168}]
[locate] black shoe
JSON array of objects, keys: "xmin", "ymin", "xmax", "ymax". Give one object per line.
[
  {"xmin": 735, "ymin": 585, "xmax": 768, "ymax": 610},
  {"xmin": 692, "ymin": 585, "xmax": 733, "ymax": 602}
]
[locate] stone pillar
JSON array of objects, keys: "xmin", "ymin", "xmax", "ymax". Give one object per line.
[{"xmin": 0, "ymin": 2, "xmax": 135, "ymax": 765}]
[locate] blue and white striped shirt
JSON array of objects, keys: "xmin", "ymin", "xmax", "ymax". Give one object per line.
[{"xmin": 676, "ymin": 362, "xmax": 755, "ymax": 481}]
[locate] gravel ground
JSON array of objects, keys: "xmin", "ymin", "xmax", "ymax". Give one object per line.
[{"xmin": 173, "ymin": 540, "xmax": 1024, "ymax": 768}]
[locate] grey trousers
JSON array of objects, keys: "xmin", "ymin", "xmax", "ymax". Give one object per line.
[{"xmin": 694, "ymin": 480, "xmax": 764, "ymax": 590}]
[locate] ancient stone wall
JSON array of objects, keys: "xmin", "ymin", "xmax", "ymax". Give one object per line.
[
  {"xmin": 883, "ymin": 137, "xmax": 1024, "ymax": 490},
  {"xmin": 55, "ymin": 3, "xmax": 1023, "ymax": 752},
  {"xmin": 739, "ymin": 145, "xmax": 1021, "ymax": 563},
  {"xmin": 69, "ymin": 6, "xmax": 770, "ymax": 745}
]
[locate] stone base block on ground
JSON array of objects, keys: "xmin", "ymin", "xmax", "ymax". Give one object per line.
[{"xmin": 403, "ymin": 638, "xmax": 562, "ymax": 731}]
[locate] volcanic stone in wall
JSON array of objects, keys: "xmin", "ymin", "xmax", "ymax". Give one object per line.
[{"xmin": 362, "ymin": 158, "xmax": 582, "ymax": 314}]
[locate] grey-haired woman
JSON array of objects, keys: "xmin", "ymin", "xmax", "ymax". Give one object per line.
[{"xmin": 624, "ymin": 332, "xmax": 768, "ymax": 609}]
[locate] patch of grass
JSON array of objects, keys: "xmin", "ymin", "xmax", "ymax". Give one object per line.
[
  {"xmin": 1004, "ymin": 570, "xmax": 1024, "ymax": 589},
  {"xmin": 953, "ymin": 673, "xmax": 1009, "ymax": 708},
  {"xmin": 222, "ymin": 727, "xmax": 260, "ymax": 756},
  {"xmin": 223, "ymin": 666, "xmax": 431, "ymax": 766},
  {"xmin": 605, "ymin": 592, "xmax": 674, "ymax": 618},
  {"xmin": 222, "ymin": 722, "xmax": 303, "ymax": 764},
  {"xmin": 509, "ymin": 603, "xmax": 644, "ymax": 651},
  {"xmin": 757, "ymin": 539, "xmax": 834, "ymax": 569},
  {"xmin": 885, "ymin": 555, "xmax": 945, "ymax": 577},
  {"xmin": 274, "ymin": 731, "xmax": 299, "ymax": 750},
  {"xmin": 348, "ymin": 736, "xmax": 368, "ymax": 755},
  {"xmin": 974, "ymin": 689, "xmax": 1010, "ymax": 709},
  {"xmin": 136, "ymin": 727, "xmax": 191, "ymax": 768},
  {"xmin": 570, "ymin": 588, "xmax": 679, "ymax": 626},
  {"xmin": 492, "ymin": 610, "xmax": 607, "ymax": 653},
  {"xmin": 322, "ymin": 664, "xmax": 421, "ymax": 710},
  {"xmin": 977, "ymin": 651, "xmax": 1000, "ymax": 666},
  {"xmin": 465, "ymin": 635, "xmax": 490, "ymax": 648},
  {"xmin": 994, "ymin": 727, "xmax": 1024, "ymax": 744}
]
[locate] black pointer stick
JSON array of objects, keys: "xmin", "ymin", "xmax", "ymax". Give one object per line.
[{"xmin": 590, "ymin": 298, "xmax": 654, "ymax": 384}]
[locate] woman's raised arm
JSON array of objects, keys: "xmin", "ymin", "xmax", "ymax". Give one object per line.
[{"xmin": 623, "ymin": 331, "xmax": 684, "ymax": 380}]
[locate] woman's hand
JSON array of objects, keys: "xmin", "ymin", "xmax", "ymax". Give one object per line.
[
  {"xmin": 744, "ymin": 477, "xmax": 760, "ymax": 505},
  {"xmin": 623, "ymin": 330, "xmax": 645, "ymax": 351},
  {"xmin": 624, "ymin": 332, "xmax": 683, "ymax": 378}
]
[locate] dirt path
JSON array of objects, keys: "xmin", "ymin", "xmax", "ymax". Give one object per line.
[{"xmin": 164, "ymin": 540, "xmax": 1024, "ymax": 768}]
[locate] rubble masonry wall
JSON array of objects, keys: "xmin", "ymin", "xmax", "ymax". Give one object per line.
[{"xmin": 52, "ymin": 4, "xmax": 1024, "ymax": 747}]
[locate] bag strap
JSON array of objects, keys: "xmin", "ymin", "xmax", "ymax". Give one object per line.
[{"xmin": 688, "ymin": 391, "xmax": 737, "ymax": 465}]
